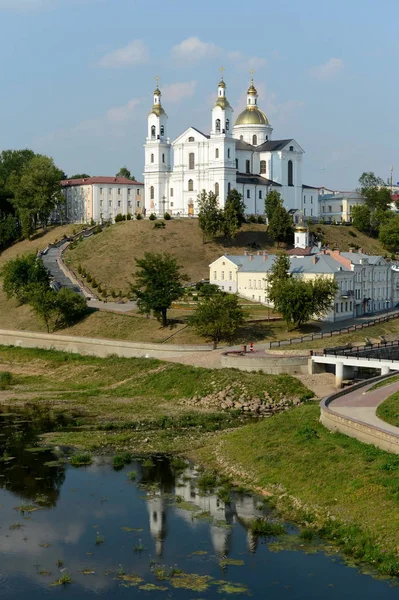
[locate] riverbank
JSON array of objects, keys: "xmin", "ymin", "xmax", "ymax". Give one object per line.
[{"xmin": 0, "ymin": 345, "xmax": 398, "ymax": 578}]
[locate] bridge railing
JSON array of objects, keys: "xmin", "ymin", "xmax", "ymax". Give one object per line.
[{"xmin": 324, "ymin": 339, "xmax": 399, "ymax": 357}]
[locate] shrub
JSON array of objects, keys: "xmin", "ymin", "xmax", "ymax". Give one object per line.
[
  {"xmin": 77, "ymin": 264, "xmax": 83, "ymax": 274},
  {"xmin": 164, "ymin": 212, "xmax": 171, "ymax": 220},
  {"xmin": 113, "ymin": 452, "xmax": 132, "ymax": 470},
  {"xmin": 115, "ymin": 213, "xmax": 124, "ymax": 222},
  {"xmin": 91, "ymin": 279, "xmax": 98, "ymax": 288},
  {"xmin": 118, "ymin": 290, "xmax": 123, "ymax": 298},
  {"xmin": 70, "ymin": 453, "xmax": 92, "ymax": 467},
  {"xmin": 257, "ymin": 215, "xmax": 265, "ymax": 224},
  {"xmin": 94, "ymin": 224, "xmax": 102, "ymax": 234},
  {"xmin": 149, "ymin": 213, "xmax": 156, "ymax": 221},
  {"xmin": 111, "ymin": 290, "xmax": 116, "ymax": 298},
  {"xmin": 250, "ymin": 518, "xmax": 285, "ymax": 536},
  {"xmin": 348, "ymin": 230, "xmax": 357, "ymax": 238},
  {"xmin": 126, "ymin": 213, "xmax": 132, "ymax": 220},
  {"xmin": 136, "ymin": 213, "xmax": 143, "ymax": 220},
  {"xmin": 97, "ymin": 285, "xmax": 103, "ymax": 294},
  {"xmin": 86, "ymin": 273, "xmax": 92, "ymax": 283},
  {"xmin": 248, "ymin": 214, "xmax": 257, "ymax": 223},
  {"xmin": 154, "ymin": 221, "xmax": 165, "ymax": 229},
  {"xmin": 299, "ymin": 527, "xmax": 315, "ymax": 541},
  {"xmin": 127, "ymin": 471, "xmax": 137, "ymax": 481},
  {"xmin": 101, "ymin": 289, "xmax": 107, "ymax": 298},
  {"xmin": 0, "ymin": 371, "xmax": 13, "ymax": 390}
]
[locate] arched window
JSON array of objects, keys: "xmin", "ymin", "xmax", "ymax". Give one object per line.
[
  {"xmin": 189, "ymin": 153, "xmax": 195, "ymax": 170},
  {"xmin": 160, "ymin": 125, "xmax": 164, "ymax": 136},
  {"xmin": 151, "ymin": 125, "xmax": 156, "ymax": 138},
  {"xmin": 240, "ymin": 135, "xmax": 243, "ymax": 140},
  {"xmin": 228, "ymin": 148, "xmax": 230, "ymax": 158},
  {"xmin": 246, "ymin": 159, "xmax": 250, "ymax": 174},
  {"xmin": 288, "ymin": 160, "xmax": 294, "ymax": 186},
  {"xmin": 188, "ymin": 136, "xmax": 194, "ymax": 142},
  {"xmin": 227, "ymin": 182, "xmax": 231, "ymax": 194},
  {"xmin": 150, "ymin": 186, "xmax": 154, "ymax": 200},
  {"xmin": 260, "ymin": 160, "xmax": 266, "ymax": 174},
  {"xmin": 226, "ymin": 119, "xmax": 230, "ymax": 131},
  {"xmin": 150, "ymin": 153, "xmax": 154, "ymax": 163},
  {"xmin": 162, "ymin": 153, "xmax": 165, "ymax": 163},
  {"xmin": 188, "ymin": 179, "xmax": 194, "ymax": 191},
  {"xmin": 235, "ymin": 158, "xmax": 238, "ymax": 169},
  {"xmin": 215, "ymin": 182, "xmax": 219, "ymax": 196},
  {"xmin": 215, "ymin": 148, "xmax": 219, "ymax": 159},
  {"xmin": 215, "ymin": 119, "xmax": 221, "ymax": 133},
  {"xmin": 252, "ymin": 134, "xmax": 257, "ymax": 146}
]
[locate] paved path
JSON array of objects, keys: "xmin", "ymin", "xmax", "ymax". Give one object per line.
[
  {"xmin": 330, "ymin": 377, "xmax": 399, "ymax": 436},
  {"xmin": 41, "ymin": 247, "xmax": 81, "ymax": 294}
]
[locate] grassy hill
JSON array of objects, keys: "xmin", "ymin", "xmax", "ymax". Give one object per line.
[
  {"xmin": 310, "ymin": 224, "xmax": 387, "ymax": 256},
  {"xmin": 64, "ymin": 219, "xmax": 280, "ymax": 295}
]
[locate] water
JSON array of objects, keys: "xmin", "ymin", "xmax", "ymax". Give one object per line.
[{"xmin": 0, "ymin": 407, "xmax": 397, "ymax": 599}]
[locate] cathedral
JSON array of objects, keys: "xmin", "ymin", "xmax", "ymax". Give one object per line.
[{"xmin": 144, "ymin": 75, "xmax": 310, "ymax": 217}]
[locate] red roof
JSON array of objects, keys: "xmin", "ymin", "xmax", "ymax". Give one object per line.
[
  {"xmin": 287, "ymin": 247, "xmax": 313, "ymax": 256},
  {"xmin": 61, "ymin": 176, "xmax": 143, "ymax": 187}
]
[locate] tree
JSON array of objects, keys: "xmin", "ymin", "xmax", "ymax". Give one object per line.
[
  {"xmin": 129, "ymin": 252, "xmax": 188, "ymax": 326},
  {"xmin": 69, "ymin": 173, "xmax": 90, "ymax": 179},
  {"xmin": 220, "ymin": 200, "xmax": 240, "ymax": 241},
  {"xmin": 0, "ymin": 214, "xmax": 20, "ymax": 250},
  {"xmin": 268, "ymin": 204, "xmax": 293, "ymax": 246},
  {"xmin": 0, "ymin": 149, "xmax": 36, "ymax": 216},
  {"xmin": 355, "ymin": 172, "xmax": 392, "ymax": 236},
  {"xmin": 268, "ymin": 252, "xmax": 291, "ymax": 291},
  {"xmin": 265, "ymin": 190, "xmax": 283, "ymax": 222},
  {"xmin": 225, "ymin": 188, "xmax": 246, "ymax": 226},
  {"xmin": 27, "ymin": 284, "xmax": 87, "ymax": 332},
  {"xmin": 116, "ymin": 167, "xmax": 133, "ymax": 179},
  {"xmin": 379, "ymin": 214, "xmax": 399, "ymax": 251},
  {"xmin": 189, "ymin": 292, "xmax": 245, "ymax": 348},
  {"xmin": 27, "ymin": 284, "xmax": 58, "ymax": 332},
  {"xmin": 54, "ymin": 288, "xmax": 87, "ymax": 327},
  {"xmin": 8, "ymin": 155, "xmax": 65, "ymax": 236},
  {"xmin": 2, "ymin": 253, "xmax": 50, "ymax": 304},
  {"xmin": 351, "ymin": 204, "xmax": 371, "ymax": 233},
  {"xmin": 197, "ymin": 190, "xmax": 221, "ymax": 243}
]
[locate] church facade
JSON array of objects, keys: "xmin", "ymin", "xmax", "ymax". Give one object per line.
[{"xmin": 144, "ymin": 76, "xmax": 309, "ymax": 217}]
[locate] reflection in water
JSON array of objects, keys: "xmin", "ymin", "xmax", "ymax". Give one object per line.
[{"xmin": 0, "ymin": 407, "xmax": 397, "ymax": 599}]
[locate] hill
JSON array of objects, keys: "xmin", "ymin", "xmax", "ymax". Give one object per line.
[
  {"xmin": 309, "ymin": 224, "xmax": 387, "ymax": 256},
  {"xmin": 64, "ymin": 219, "xmax": 280, "ymax": 294}
]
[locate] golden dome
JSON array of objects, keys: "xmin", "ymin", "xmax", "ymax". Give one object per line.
[
  {"xmin": 295, "ymin": 221, "xmax": 308, "ymax": 232},
  {"xmin": 235, "ymin": 107, "xmax": 269, "ymax": 126},
  {"xmin": 218, "ymin": 79, "xmax": 226, "ymax": 88},
  {"xmin": 247, "ymin": 84, "xmax": 257, "ymax": 95},
  {"xmin": 154, "ymin": 88, "xmax": 161, "ymax": 96},
  {"xmin": 149, "ymin": 104, "xmax": 166, "ymax": 117},
  {"xmin": 214, "ymin": 96, "xmax": 231, "ymax": 110}
]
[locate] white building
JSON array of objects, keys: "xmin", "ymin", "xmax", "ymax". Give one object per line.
[
  {"xmin": 61, "ymin": 176, "xmax": 144, "ymax": 224},
  {"xmin": 318, "ymin": 191, "xmax": 365, "ymax": 223},
  {"xmin": 209, "ymin": 225, "xmax": 399, "ymax": 322},
  {"xmin": 144, "ymin": 76, "xmax": 313, "ymax": 217}
]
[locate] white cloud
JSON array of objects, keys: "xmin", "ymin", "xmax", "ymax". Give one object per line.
[
  {"xmin": 98, "ymin": 40, "xmax": 149, "ymax": 68},
  {"xmin": 162, "ymin": 81, "xmax": 197, "ymax": 103},
  {"xmin": 106, "ymin": 98, "xmax": 141, "ymax": 122},
  {"xmin": 309, "ymin": 57, "xmax": 344, "ymax": 81},
  {"xmin": 227, "ymin": 51, "xmax": 267, "ymax": 71},
  {"xmin": 171, "ymin": 37, "xmax": 222, "ymax": 62}
]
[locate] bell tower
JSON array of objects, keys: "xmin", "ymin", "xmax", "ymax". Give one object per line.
[{"xmin": 211, "ymin": 67, "xmax": 233, "ymax": 137}]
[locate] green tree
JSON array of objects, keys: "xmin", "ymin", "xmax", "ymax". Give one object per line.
[
  {"xmin": 265, "ymin": 190, "xmax": 283, "ymax": 222},
  {"xmin": 54, "ymin": 288, "xmax": 87, "ymax": 327},
  {"xmin": 116, "ymin": 167, "xmax": 133, "ymax": 179},
  {"xmin": 225, "ymin": 188, "xmax": 246, "ymax": 226},
  {"xmin": 379, "ymin": 214, "xmax": 399, "ymax": 251},
  {"xmin": 8, "ymin": 155, "xmax": 65, "ymax": 237},
  {"xmin": 189, "ymin": 292, "xmax": 245, "ymax": 348},
  {"xmin": 220, "ymin": 200, "xmax": 240, "ymax": 241},
  {"xmin": 197, "ymin": 190, "xmax": 221, "ymax": 243},
  {"xmin": 268, "ymin": 252, "xmax": 291, "ymax": 290},
  {"xmin": 0, "ymin": 149, "xmax": 36, "ymax": 215},
  {"xmin": 129, "ymin": 252, "xmax": 188, "ymax": 326},
  {"xmin": 351, "ymin": 204, "xmax": 371, "ymax": 233},
  {"xmin": 355, "ymin": 172, "xmax": 392, "ymax": 235},
  {"xmin": 69, "ymin": 173, "xmax": 90, "ymax": 179},
  {"xmin": 2, "ymin": 253, "xmax": 50, "ymax": 304},
  {"xmin": 0, "ymin": 214, "xmax": 20, "ymax": 250},
  {"xmin": 268, "ymin": 204, "xmax": 293, "ymax": 246},
  {"xmin": 27, "ymin": 285, "xmax": 87, "ymax": 332}
]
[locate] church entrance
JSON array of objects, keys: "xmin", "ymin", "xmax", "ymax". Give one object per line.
[{"xmin": 188, "ymin": 202, "xmax": 194, "ymax": 216}]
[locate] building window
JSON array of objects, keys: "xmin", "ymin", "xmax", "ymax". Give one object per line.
[
  {"xmin": 235, "ymin": 158, "xmax": 239, "ymax": 169},
  {"xmin": 322, "ymin": 206, "xmax": 325, "ymax": 213},
  {"xmin": 229, "ymin": 271, "xmax": 232, "ymax": 280},
  {"xmin": 214, "ymin": 271, "xmax": 217, "ymax": 280},
  {"xmin": 304, "ymin": 196, "xmax": 306, "ymax": 204},
  {"xmin": 260, "ymin": 160, "xmax": 266, "ymax": 174},
  {"xmin": 228, "ymin": 148, "xmax": 230, "ymax": 158},
  {"xmin": 137, "ymin": 201, "xmax": 140, "ymax": 207},
  {"xmin": 188, "ymin": 179, "xmax": 194, "ymax": 191},
  {"xmin": 188, "ymin": 136, "xmax": 194, "ymax": 142},
  {"xmin": 118, "ymin": 200, "xmax": 121, "ymax": 207},
  {"xmin": 310, "ymin": 196, "xmax": 313, "ymax": 203},
  {"xmin": 189, "ymin": 152, "xmax": 195, "ymax": 169},
  {"xmin": 227, "ymin": 182, "xmax": 231, "ymax": 194},
  {"xmin": 128, "ymin": 188, "xmax": 131, "ymax": 195},
  {"xmin": 128, "ymin": 200, "xmax": 131, "ymax": 207},
  {"xmin": 215, "ymin": 148, "xmax": 219, "ymax": 158},
  {"xmin": 215, "ymin": 182, "xmax": 219, "ymax": 196},
  {"xmin": 118, "ymin": 188, "xmax": 121, "ymax": 195},
  {"xmin": 336, "ymin": 303, "xmax": 339, "ymax": 313},
  {"xmin": 226, "ymin": 119, "xmax": 230, "ymax": 131},
  {"xmin": 259, "ymin": 190, "xmax": 262, "ymax": 199},
  {"xmin": 150, "ymin": 186, "xmax": 154, "ymax": 200},
  {"xmin": 170, "ymin": 188, "xmax": 174, "ymax": 197},
  {"xmin": 151, "ymin": 153, "xmax": 154, "ymax": 163},
  {"xmin": 288, "ymin": 160, "xmax": 293, "ymax": 186},
  {"xmin": 151, "ymin": 125, "xmax": 156, "ymax": 138},
  {"xmin": 109, "ymin": 188, "xmax": 112, "ymax": 194},
  {"xmin": 304, "ymin": 208, "xmax": 306, "ymax": 217},
  {"xmin": 340, "ymin": 205, "xmax": 343, "ymax": 212},
  {"xmin": 247, "ymin": 189, "xmax": 250, "ymax": 199},
  {"xmin": 252, "ymin": 134, "xmax": 257, "ymax": 146},
  {"xmin": 221, "ymin": 271, "xmax": 224, "ymax": 280},
  {"xmin": 160, "ymin": 125, "xmax": 164, "ymax": 136},
  {"xmin": 162, "ymin": 153, "xmax": 165, "ymax": 163},
  {"xmin": 215, "ymin": 119, "xmax": 221, "ymax": 133},
  {"xmin": 249, "ymin": 280, "xmax": 252, "ymax": 288},
  {"xmin": 289, "ymin": 145, "xmax": 294, "ymax": 151},
  {"xmin": 100, "ymin": 187, "xmax": 103, "ymax": 194},
  {"xmin": 328, "ymin": 205, "xmax": 332, "ymax": 212},
  {"xmin": 246, "ymin": 159, "xmax": 250, "ymax": 174},
  {"xmin": 136, "ymin": 189, "xmax": 140, "ymax": 195}
]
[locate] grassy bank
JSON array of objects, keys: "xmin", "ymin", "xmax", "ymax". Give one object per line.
[
  {"xmin": 376, "ymin": 391, "xmax": 399, "ymax": 427},
  {"xmin": 198, "ymin": 404, "xmax": 399, "ymax": 577}
]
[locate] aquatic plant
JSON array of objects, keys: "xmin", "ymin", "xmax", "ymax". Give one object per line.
[
  {"xmin": 141, "ymin": 457, "xmax": 155, "ymax": 468},
  {"xmin": 95, "ymin": 533, "xmax": 104, "ymax": 545},
  {"xmin": 127, "ymin": 470, "xmax": 137, "ymax": 481},
  {"xmin": 133, "ymin": 540, "xmax": 145, "ymax": 553},
  {"xmin": 51, "ymin": 573, "xmax": 72, "ymax": 586},
  {"xmin": 14, "ymin": 504, "xmax": 38, "ymax": 514},
  {"xmin": 56, "ymin": 559, "xmax": 64, "ymax": 568},
  {"xmin": 299, "ymin": 527, "xmax": 315, "ymax": 541},
  {"xmin": 69, "ymin": 453, "xmax": 92, "ymax": 467},
  {"xmin": 113, "ymin": 452, "xmax": 132, "ymax": 470},
  {"xmin": 249, "ymin": 518, "xmax": 286, "ymax": 536}
]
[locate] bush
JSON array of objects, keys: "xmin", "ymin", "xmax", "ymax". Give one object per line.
[
  {"xmin": 86, "ymin": 273, "xmax": 92, "ymax": 283},
  {"xmin": 248, "ymin": 214, "xmax": 257, "ymax": 223},
  {"xmin": 249, "ymin": 518, "xmax": 286, "ymax": 536},
  {"xmin": 113, "ymin": 452, "xmax": 133, "ymax": 470},
  {"xmin": 2, "ymin": 254, "xmax": 50, "ymax": 304},
  {"xmin": 164, "ymin": 212, "xmax": 171, "ymax": 220},
  {"xmin": 126, "ymin": 213, "xmax": 132, "ymax": 220},
  {"xmin": 114, "ymin": 213, "xmax": 125, "ymax": 223},
  {"xmin": 149, "ymin": 213, "xmax": 156, "ymax": 221},
  {"xmin": 136, "ymin": 213, "xmax": 142, "ymax": 220},
  {"xmin": 91, "ymin": 278, "xmax": 98, "ymax": 288},
  {"xmin": 111, "ymin": 290, "xmax": 116, "ymax": 298},
  {"xmin": 0, "ymin": 371, "xmax": 13, "ymax": 390},
  {"xmin": 77, "ymin": 264, "xmax": 83, "ymax": 274},
  {"xmin": 154, "ymin": 221, "xmax": 165, "ymax": 229},
  {"xmin": 257, "ymin": 215, "xmax": 265, "ymax": 224},
  {"xmin": 348, "ymin": 230, "xmax": 357, "ymax": 237},
  {"xmin": 97, "ymin": 285, "xmax": 103, "ymax": 294},
  {"xmin": 70, "ymin": 453, "xmax": 92, "ymax": 467},
  {"xmin": 94, "ymin": 224, "xmax": 102, "ymax": 234}
]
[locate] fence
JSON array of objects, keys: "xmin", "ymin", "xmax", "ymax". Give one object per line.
[{"xmin": 266, "ymin": 310, "xmax": 399, "ymax": 349}]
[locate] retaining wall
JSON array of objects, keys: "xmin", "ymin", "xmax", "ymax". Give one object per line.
[
  {"xmin": 221, "ymin": 352, "xmax": 309, "ymax": 374},
  {"xmin": 0, "ymin": 329, "xmax": 211, "ymax": 360},
  {"xmin": 320, "ymin": 374, "xmax": 399, "ymax": 455}
]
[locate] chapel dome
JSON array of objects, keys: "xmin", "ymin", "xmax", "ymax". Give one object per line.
[
  {"xmin": 234, "ymin": 106, "xmax": 269, "ymax": 126},
  {"xmin": 295, "ymin": 221, "xmax": 308, "ymax": 232}
]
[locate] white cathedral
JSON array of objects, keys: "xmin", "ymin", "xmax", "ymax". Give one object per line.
[{"xmin": 144, "ymin": 75, "xmax": 314, "ymax": 217}]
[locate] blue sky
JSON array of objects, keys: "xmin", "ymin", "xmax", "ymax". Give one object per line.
[{"xmin": 1, "ymin": 0, "xmax": 399, "ymax": 190}]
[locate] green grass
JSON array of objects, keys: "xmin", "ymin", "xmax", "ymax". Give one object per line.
[
  {"xmin": 69, "ymin": 453, "xmax": 92, "ymax": 467},
  {"xmin": 198, "ymin": 403, "xmax": 399, "ymax": 577},
  {"xmin": 368, "ymin": 375, "xmax": 399, "ymax": 391},
  {"xmin": 376, "ymin": 391, "xmax": 399, "ymax": 427}
]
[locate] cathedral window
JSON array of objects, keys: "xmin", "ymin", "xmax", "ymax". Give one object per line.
[
  {"xmin": 162, "ymin": 153, "xmax": 165, "ymax": 163},
  {"xmin": 226, "ymin": 119, "xmax": 230, "ymax": 131},
  {"xmin": 235, "ymin": 158, "xmax": 238, "ymax": 169},
  {"xmin": 266, "ymin": 136, "xmax": 268, "ymax": 141},
  {"xmin": 215, "ymin": 182, "xmax": 219, "ymax": 196},
  {"xmin": 151, "ymin": 125, "xmax": 156, "ymax": 138},
  {"xmin": 151, "ymin": 153, "xmax": 154, "ymax": 163},
  {"xmin": 260, "ymin": 160, "xmax": 266, "ymax": 174},
  {"xmin": 228, "ymin": 182, "xmax": 231, "ymax": 194},
  {"xmin": 170, "ymin": 188, "xmax": 174, "ymax": 197},
  {"xmin": 100, "ymin": 187, "xmax": 103, "ymax": 194},
  {"xmin": 188, "ymin": 179, "xmax": 194, "ymax": 191},
  {"xmin": 247, "ymin": 189, "xmax": 250, "ymax": 199},
  {"xmin": 188, "ymin": 136, "xmax": 194, "ymax": 142},
  {"xmin": 289, "ymin": 145, "xmax": 294, "ymax": 151},
  {"xmin": 246, "ymin": 160, "xmax": 250, "ymax": 174},
  {"xmin": 118, "ymin": 188, "xmax": 121, "ymax": 195},
  {"xmin": 160, "ymin": 125, "xmax": 164, "ymax": 136},
  {"xmin": 228, "ymin": 149, "xmax": 230, "ymax": 158},
  {"xmin": 240, "ymin": 135, "xmax": 243, "ymax": 140},
  {"xmin": 252, "ymin": 134, "xmax": 257, "ymax": 146},
  {"xmin": 288, "ymin": 160, "xmax": 294, "ymax": 186},
  {"xmin": 189, "ymin": 153, "xmax": 195, "ymax": 170},
  {"xmin": 150, "ymin": 186, "xmax": 154, "ymax": 200},
  {"xmin": 215, "ymin": 119, "xmax": 221, "ymax": 133},
  {"xmin": 215, "ymin": 148, "xmax": 219, "ymax": 159},
  {"xmin": 259, "ymin": 190, "xmax": 262, "ymax": 199}
]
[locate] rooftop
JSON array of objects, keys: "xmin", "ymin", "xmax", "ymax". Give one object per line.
[{"xmin": 61, "ymin": 176, "xmax": 144, "ymax": 187}]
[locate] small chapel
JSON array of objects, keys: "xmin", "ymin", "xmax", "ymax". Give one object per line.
[{"xmin": 143, "ymin": 73, "xmax": 309, "ymax": 217}]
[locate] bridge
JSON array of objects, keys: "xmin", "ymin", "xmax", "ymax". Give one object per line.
[{"xmin": 310, "ymin": 340, "xmax": 399, "ymax": 387}]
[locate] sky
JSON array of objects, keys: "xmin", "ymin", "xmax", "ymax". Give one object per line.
[{"xmin": 1, "ymin": 0, "xmax": 399, "ymax": 190}]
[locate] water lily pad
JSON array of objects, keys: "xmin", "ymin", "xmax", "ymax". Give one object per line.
[
  {"xmin": 170, "ymin": 572, "xmax": 212, "ymax": 592},
  {"xmin": 219, "ymin": 558, "xmax": 245, "ymax": 567},
  {"xmin": 218, "ymin": 582, "xmax": 249, "ymax": 594},
  {"xmin": 191, "ymin": 550, "xmax": 208, "ymax": 556}
]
